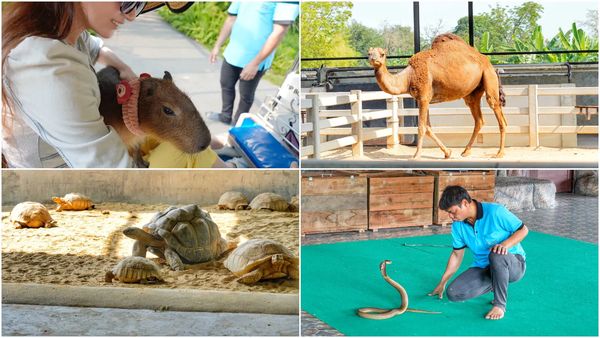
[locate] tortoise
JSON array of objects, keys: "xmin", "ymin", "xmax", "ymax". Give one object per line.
[
  {"xmin": 289, "ymin": 195, "xmax": 299, "ymax": 212},
  {"xmin": 52, "ymin": 193, "xmax": 94, "ymax": 211},
  {"xmin": 9, "ymin": 202, "xmax": 56, "ymax": 229},
  {"xmin": 123, "ymin": 204, "xmax": 233, "ymax": 271},
  {"xmin": 217, "ymin": 191, "xmax": 249, "ymax": 210},
  {"xmin": 249, "ymin": 193, "xmax": 289, "ymax": 212},
  {"xmin": 105, "ymin": 256, "xmax": 164, "ymax": 284},
  {"xmin": 223, "ymin": 238, "xmax": 299, "ymax": 285}
]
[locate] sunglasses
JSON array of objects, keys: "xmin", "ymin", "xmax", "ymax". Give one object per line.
[{"xmin": 120, "ymin": 2, "xmax": 147, "ymax": 17}]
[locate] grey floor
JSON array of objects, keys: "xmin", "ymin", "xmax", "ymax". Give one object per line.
[
  {"xmin": 301, "ymin": 193, "xmax": 599, "ymax": 336},
  {"xmin": 2, "ymin": 304, "xmax": 299, "ymax": 336}
]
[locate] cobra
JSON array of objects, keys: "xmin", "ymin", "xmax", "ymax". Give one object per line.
[{"xmin": 357, "ymin": 260, "xmax": 441, "ymax": 320}]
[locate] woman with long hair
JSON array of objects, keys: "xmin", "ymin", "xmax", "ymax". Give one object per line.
[{"xmin": 2, "ymin": 2, "xmax": 190, "ymax": 168}]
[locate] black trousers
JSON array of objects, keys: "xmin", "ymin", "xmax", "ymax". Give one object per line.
[{"xmin": 219, "ymin": 60, "xmax": 265, "ymax": 125}]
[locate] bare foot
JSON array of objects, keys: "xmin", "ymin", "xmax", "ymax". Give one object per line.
[{"xmin": 485, "ymin": 306, "xmax": 505, "ymax": 320}]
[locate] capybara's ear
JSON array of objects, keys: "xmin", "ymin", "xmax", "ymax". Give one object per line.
[
  {"xmin": 368, "ymin": 47, "xmax": 373, "ymax": 53},
  {"xmin": 163, "ymin": 71, "xmax": 173, "ymax": 81}
]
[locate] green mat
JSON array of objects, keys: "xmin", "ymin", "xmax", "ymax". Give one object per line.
[{"xmin": 302, "ymin": 232, "xmax": 598, "ymax": 336}]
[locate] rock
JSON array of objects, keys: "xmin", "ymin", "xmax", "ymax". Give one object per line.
[
  {"xmin": 533, "ymin": 179, "xmax": 557, "ymax": 209},
  {"xmin": 574, "ymin": 173, "xmax": 598, "ymax": 196},
  {"xmin": 495, "ymin": 176, "xmax": 557, "ymax": 211},
  {"xmin": 494, "ymin": 177, "xmax": 535, "ymax": 211}
]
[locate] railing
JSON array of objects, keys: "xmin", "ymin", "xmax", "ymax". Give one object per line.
[{"xmin": 300, "ymin": 86, "xmax": 598, "ymax": 159}]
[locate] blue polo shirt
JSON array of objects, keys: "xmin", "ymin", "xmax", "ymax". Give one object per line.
[
  {"xmin": 451, "ymin": 200, "xmax": 526, "ymax": 268},
  {"xmin": 223, "ymin": 2, "xmax": 299, "ymax": 71}
]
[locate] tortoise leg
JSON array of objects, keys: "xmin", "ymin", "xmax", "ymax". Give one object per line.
[
  {"xmin": 164, "ymin": 247, "xmax": 185, "ymax": 271},
  {"xmin": 288, "ymin": 265, "xmax": 299, "ymax": 280},
  {"xmin": 236, "ymin": 270, "xmax": 264, "ymax": 285},
  {"xmin": 148, "ymin": 246, "xmax": 165, "ymax": 259},
  {"xmin": 105, "ymin": 271, "xmax": 115, "ymax": 283},
  {"xmin": 132, "ymin": 240, "xmax": 148, "ymax": 257}
]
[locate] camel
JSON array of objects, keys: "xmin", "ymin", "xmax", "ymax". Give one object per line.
[{"xmin": 368, "ymin": 33, "xmax": 507, "ymax": 159}]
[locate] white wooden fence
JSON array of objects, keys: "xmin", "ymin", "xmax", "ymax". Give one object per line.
[{"xmin": 300, "ymin": 86, "xmax": 598, "ymax": 159}]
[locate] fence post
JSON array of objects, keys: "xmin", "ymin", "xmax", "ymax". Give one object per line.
[
  {"xmin": 397, "ymin": 97, "xmax": 406, "ymax": 144},
  {"xmin": 528, "ymin": 85, "xmax": 539, "ymax": 147},
  {"xmin": 351, "ymin": 90, "xmax": 363, "ymax": 157},
  {"xmin": 306, "ymin": 93, "xmax": 321, "ymax": 159},
  {"xmin": 386, "ymin": 96, "xmax": 399, "ymax": 148}
]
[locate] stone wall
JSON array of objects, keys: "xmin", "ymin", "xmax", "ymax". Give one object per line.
[{"xmin": 2, "ymin": 170, "xmax": 298, "ymax": 206}]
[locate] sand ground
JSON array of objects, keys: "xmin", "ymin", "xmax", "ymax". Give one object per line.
[
  {"xmin": 2, "ymin": 203, "xmax": 299, "ymax": 294},
  {"xmin": 315, "ymin": 145, "xmax": 597, "ymax": 163}
]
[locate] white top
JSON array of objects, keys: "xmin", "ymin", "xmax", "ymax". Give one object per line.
[{"xmin": 2, "ymin": 31, "xmax": 132, "ymax": 168}]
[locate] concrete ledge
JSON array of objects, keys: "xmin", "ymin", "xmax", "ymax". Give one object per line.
[{"xmin": 2, "ymin": 283, "xmax": 298, "ymax": 315}]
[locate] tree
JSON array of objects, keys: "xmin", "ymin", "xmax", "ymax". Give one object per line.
[
  {"xmin": 301, "ymin": 2, "xmax": 358, "ymax": 67},
  {"xmin": 348, "ymin": 21, "xmax": 384, "ymax": 67},
  {"xmin": 580, "ymin": 9, "xmax": 598, "ymax": 39},
  {"xmin": 453, "ymin": 2, "xmax": 543, "ymax": 49},
  {"xmin": 422, "ymin": 19, "xmax": 446, "ymax": 47}
]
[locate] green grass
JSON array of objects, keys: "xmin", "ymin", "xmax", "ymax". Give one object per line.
[{"xmin": 158, "ymin": 3, "xmax": 298, "ymax": 86}]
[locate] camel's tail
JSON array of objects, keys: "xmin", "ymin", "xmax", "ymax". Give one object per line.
[{"xmin": 496, "ymin": 69, "xmax": 506, "ymax": 107}]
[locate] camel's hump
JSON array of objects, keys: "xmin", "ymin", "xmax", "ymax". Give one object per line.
[{"xmin": 431, "ymin": 33, "xmax": 466, "ymax": 48}]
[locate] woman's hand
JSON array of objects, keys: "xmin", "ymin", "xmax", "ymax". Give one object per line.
[
  {"xmin": 240, "ymin": 62, "xmax": 259, "ymax": 81},
  {"xmin": 209, "ymin": 46, "xmax": 220, "ymax": 64},
  {"xmin": 118, "ymin": 66, "xmax": 137, "ymax": 81}
]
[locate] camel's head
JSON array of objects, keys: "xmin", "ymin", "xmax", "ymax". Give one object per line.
[{"xmin": 368, "ymin": 47, "xmax": 387, "ymax": 67}]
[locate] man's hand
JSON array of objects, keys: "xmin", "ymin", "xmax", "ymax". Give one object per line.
[
  {"xmin": 428, "ymin": 282, "xmax": 446, "ymax": 299},
  {"xmin": 491, "ymin": 244, "xmax": 508, "ymax": 255},
  {"xmin": 240, "ymin": 62, "xmax": 259, "ymax": 81}
]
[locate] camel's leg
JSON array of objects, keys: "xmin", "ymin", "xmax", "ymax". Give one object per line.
[
  {"xmin": 462, "ymin": 88, "xmax": 485, "ymax": 157},
  {"xmin": 482, "ymin": 68, "xmax": 507, "ymax": 158},
  {"xmin": 414, "ymin": 100, "xmax": 451, "ymax": 159}
]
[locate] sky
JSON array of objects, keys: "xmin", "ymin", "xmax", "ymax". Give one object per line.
[{"xmin": 351, "ymin": 0, "xmax": 598, "ymax": 38}]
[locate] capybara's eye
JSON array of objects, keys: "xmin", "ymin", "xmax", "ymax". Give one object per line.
[{"xmin": 163, "ymin": 107, "xmax": 175, "ymax": 116}]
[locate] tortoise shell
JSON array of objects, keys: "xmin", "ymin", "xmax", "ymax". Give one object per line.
[
  {"xmin": 217, "ymin": 191, "xmax": 249, "ymax": 210},
  {"xmin": 9, "ymin": 202, "xmax": 56, "ymax": 228},
  {"xmin": 224, "ymin": 238, "xmax": 298, "ymax": 281},
  {"xmin": 249, "ymin": 193, "xmax": 289, "ymax": 211},
  {"xmin": 52, "ymin": 193, "xmax": 94, "ymax": 211},
  {"xmin": 106, "ymin": 256, "xmax": 163, "ymax": 283},
  {"xmin": 142, "ymin": 204, "xmax": 229, "ymax": 264}
]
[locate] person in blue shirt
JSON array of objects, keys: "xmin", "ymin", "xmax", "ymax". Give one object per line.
[
  {"xmin": 208, "ymin": 2, "xmax": 299, "ymax": 125},
  {"xmin": 428, "ymin": 185, "xmax": 529, "ymax": 320}
]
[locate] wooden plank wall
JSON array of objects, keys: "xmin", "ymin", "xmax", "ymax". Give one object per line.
[
  {"xmin": 301, "ymin": 176, "xmax": 368, "ymax": 234},
  {"xmin": 431, "ymin": 171, "xmax": 496, "ymax": 225},
  {"xmin": 369, "ymin": 175, "xmax": 434, "ymax": 230}
]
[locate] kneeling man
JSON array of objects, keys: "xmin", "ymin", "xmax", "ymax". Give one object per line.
[{"xmin": 428, "ymin": 185, "xmax": 528, "ymax": 320}]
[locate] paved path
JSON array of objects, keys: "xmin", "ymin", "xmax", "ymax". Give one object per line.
[
  {"xmin": 3, "ymin": 304, "xmax": 298, "ymax": 336},
  {"xmin": 100, "ymin": 12, "xmax": 280, "ymax": 141}
]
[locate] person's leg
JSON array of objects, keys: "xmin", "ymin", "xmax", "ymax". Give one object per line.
[
  {"xmin": 219, "ymin": 61, "xmax": 242, "ymax": 124},
  {"xmin": 487, "ymin": 252, "xmax": 526, "ymax": 319},
  {"xmin": 446, "ymin": 267, "xmax": 492, "ymax": 302},
  {"xmin": 232, "ymin": 69, "xmax": 266, "ymax": 125}
]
